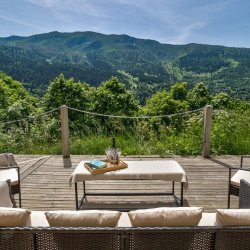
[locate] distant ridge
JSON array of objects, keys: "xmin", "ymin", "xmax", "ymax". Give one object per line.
[{"xmin": 0, "ymin": 31, "xmax": 249, "ymax": 101}]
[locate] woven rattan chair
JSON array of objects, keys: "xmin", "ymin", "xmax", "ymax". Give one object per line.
[
  {"xmin": 239, "ymin": 179, "xmax": 250, "ymax": 208},
  {"xmin": 227, "ymin": 156, "xmax": 250, "ymax": 208},
  {"xmin": 0, "ymin": 153, "xmax": 21, "ymax": 207}
]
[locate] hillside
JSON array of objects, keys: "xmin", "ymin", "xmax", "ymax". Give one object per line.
[{"xmin": 0, "ymin": 31, "xmax": 249, "ymax": 102}]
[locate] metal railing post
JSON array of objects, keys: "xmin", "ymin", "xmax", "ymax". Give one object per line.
[{"xmin": 60, "ymin": 105, "xmax": 70, "ymax": 158}]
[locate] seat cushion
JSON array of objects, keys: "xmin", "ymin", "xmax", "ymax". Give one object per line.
[
  {"xmin": 198, "ymin": 212, "xmax": 216, "ymax": 226},
  {"xmin": 128, "ymin": 207, "xmax": 203, "ymax": 227},
  {"xmin": 45, "ymin": 210, "xmax": 122, "ymax": 227},
  {"xmin": 216, "ymin": 209, "xmax": 250, "ymax": 226},
  {"xmin": 231, "ymin": 170, "xmax": 250, "ymax": 187},
  {"xmin": 0, "ymin": 168, "xmax": 19, "ymax": 185},
  {"xmin": 0, "ymin": 207, "xmax": 31, "ymax": 226},
  {"xmin": 0, "ymin": 181, "xmax": 13, "ymax": 207}
]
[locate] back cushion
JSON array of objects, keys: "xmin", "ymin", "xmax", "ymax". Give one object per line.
[
  {"xmin": 0, "ymin": 208, "xmax": 31, "ymax": 226},
  {"xmin": 216, "ymin": 209, "xmax": 250, "ymax": 226},
  {"xmin": 128, "ymin": 207, "xmax": 203, "ymax": 227},
  {"xmin": 45, "ymin": 210, "xmax": 122, "ymax": 227}
]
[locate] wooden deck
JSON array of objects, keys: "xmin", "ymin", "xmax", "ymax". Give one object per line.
[{"xmin": 13, "ymin": 155, "xmax": 250, "ymax": 212}]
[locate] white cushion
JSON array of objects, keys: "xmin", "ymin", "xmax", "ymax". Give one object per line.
[
  {"xmin": 216, "ymin": 209, "xmax": 250, "ymax": 226},
  {"xmin": 117, "ymin": 212, "xmax": 132, "ymax": 227},
  {"xmin": 128, "ymin": 207, "xmax": 203, "ymax": 227},
  {"xmin": 30, "ymin": 211, "xmax": 49, "ymax": 227},
  {"xmin": 231, "ymin": 170, "xmax": 250, "ymax": 187},
  {"xmin": 198, "ymin": 212, "xmax": 216, "ymax": 226},
  {"xmin": 0, "ymin": 168, "xmax": 19, "ymax": 185},
  {"xmin": 0, "ymin": 207, "xmax": 31, "ymax": 226},
  {"xmin": 0, "ymin": 181, "xmax": 13, "ymax": 207},
  {"xmin": 45, "ymin": 210, "xmax": 122, "ymax": 227}
]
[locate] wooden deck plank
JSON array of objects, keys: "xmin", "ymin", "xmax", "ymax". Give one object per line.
[{"xmin": 13, "ymin": 155, "xmax": 247, "ymax": 211}]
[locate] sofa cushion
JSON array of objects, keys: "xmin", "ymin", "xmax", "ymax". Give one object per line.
[
  {"xmin": 216, "ymin": 209, "xmax": 250, "ymax": 226},
  {"xmin": 45, "ymin": 210, "xmax": 122, "ymax": 227},
  {"xmin": 0, "ymin": 207, "xmax": 31, "ymax": 226},
  {"xmin": 128, "ymin": 207, "xmax": 203, "ymax": 227},
  {"xmin": 198, "ymin": 212, "xmax": 216, "ymax": 226},
  {"xmin": 0, "ymin": 181, "xmax": 13, "ymax": 207}
]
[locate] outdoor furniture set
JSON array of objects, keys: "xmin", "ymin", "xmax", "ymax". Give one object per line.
[{"xmin": 1, "ymin": 154, "xmax": 250, "ymax": 249}]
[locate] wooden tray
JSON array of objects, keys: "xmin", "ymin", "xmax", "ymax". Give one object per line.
[{"xmin": 84, "ymin": 160, "xmax": 128, "ymax": 175}]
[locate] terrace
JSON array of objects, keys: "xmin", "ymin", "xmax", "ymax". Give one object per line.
[{"xmin": 14, "ymin": 154, "xmax": 247, "ymax": 211}]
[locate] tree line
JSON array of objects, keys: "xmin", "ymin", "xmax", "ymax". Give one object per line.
[{"xmin": 0, "ymin": 71, "xmax": 249, "ymax": 155}]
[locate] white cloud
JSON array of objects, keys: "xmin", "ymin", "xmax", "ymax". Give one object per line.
[
  {"xmin": 0, "ymin": 14, "xmax": 47, "ymax": 31},
  {"xmin": 24, "ymin": 0, "xmax": 61, "ymax": 8},
  {"xmin": 162, "ymin": 22, "xmax": 205, "ymax": 44},
  {"xmin": 24, "ymin": 0, "xmax": 109, "ymax": 17}
]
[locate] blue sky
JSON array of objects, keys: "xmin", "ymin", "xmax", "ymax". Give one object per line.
[{"xmin": 0, "ymin": 0, "xmax": 250, "ymax": 48}]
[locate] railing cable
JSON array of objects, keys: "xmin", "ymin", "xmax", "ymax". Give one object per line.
[
  {"xmin": 0, "ymin": 108, "xmax": 59, "ymax": 125},
  {"xmin": 68, "ymin": 107, "xmax": 203, "ymax": 119}
]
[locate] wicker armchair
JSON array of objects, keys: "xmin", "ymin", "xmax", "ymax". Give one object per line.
[
  {"xmin": 239, "ymin": 179, "xmax": 250, "ymax": 208},
  {"xmin": 227, "ymin": 156, "xmax": 250, "ymax": 208},
  {"xmin": 0, "ymin": 153, "xmax": 21, "ymax": 207}
]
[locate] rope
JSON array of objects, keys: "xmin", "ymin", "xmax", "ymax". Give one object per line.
[
  {"xmin": 68, "ymin": 107, "xmax": 203, "ymax": 119},
  {"xmin": 0, "ymin": 108, "xmax": 59, "ymax": 125}
]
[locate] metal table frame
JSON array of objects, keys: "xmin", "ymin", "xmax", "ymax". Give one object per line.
[{"xmin": 74, "ymin": 180, "xmax": 184, "ymax": 210}]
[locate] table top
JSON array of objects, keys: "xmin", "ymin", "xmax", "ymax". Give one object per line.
[{"xmin": 69, "ymin": 160, "xmax": 187, "ymax": 184}]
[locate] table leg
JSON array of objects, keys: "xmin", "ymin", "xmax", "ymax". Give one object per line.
[
  {"xmin": 227, "ymin": 168, "xmax": 232, "ymax": 209},
  {"xmin": 75, "ymin": 182, "xmax": 78, "ymax": 210},
  {"xmin": 181, "ymin": 182, "xmax": 184, "ymax": 206},
  {"xmin": 172, "ymin": 181, "xmax": 175, "ymax": 194},
  {"xmin": 83, "ymin": 181, "xmax": 86, "ymax": 197}
]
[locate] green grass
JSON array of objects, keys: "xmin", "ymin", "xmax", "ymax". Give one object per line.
[{"xmin": 0, "ymin": 110, "xmax": 249, "ymax": 155}]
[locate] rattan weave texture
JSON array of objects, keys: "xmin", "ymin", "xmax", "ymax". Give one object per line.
[{"xmin": 239, "ymin": 180, "xmax": 250, "ymax": 208}]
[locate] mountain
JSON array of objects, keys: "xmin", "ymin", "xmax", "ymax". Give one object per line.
[{"xmin": 0, "ymin": 31, "xmax": 249, "ymax": 102}]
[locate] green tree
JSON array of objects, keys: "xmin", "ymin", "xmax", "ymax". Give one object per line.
[
  {"xmin": 212, "ymin": 92, "xmax": 231, "ymax": 108},
  {"xmin": 170, "ymin": 82, "xmax": 188, "ymax": 101},
  {"xmin": 143, "ymin": 89, "xmax": 189, "ymax": 136},
  {"xmin": 43, "ymin": 73, "xmax": 93, "ymax": 110},
  {"xmin": 93, "ymin": 77, "xmax": 139, "ymax": 116},
  {"xmin": 93, "ymin": 77, "xmax": 139, "ymax": 133},
  {"xmin": 0, "ymin": 72, "xmax": 37, "ymax": 123},
  {"xmin": 187, "ymin": 82, "xmax": 211, "ymax": 109}
]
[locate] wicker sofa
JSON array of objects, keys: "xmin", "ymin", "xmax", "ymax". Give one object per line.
[{"xmin": 1, "ymin": 209, "xmax": 250, "ymax": 250}]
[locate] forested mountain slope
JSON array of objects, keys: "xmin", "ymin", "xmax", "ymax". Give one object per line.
[{"xmin": 0, "ymin": 31, "xmax": 249, "ymax": 102}]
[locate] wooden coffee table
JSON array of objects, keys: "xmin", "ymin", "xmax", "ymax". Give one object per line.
[{"xmin": 69, "ymin": 160, "xmax": 187, "ymax": 210}]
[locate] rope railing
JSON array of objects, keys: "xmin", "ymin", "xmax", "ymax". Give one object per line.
[
  {"xmin": 0, "ymin": 105, "xmax": 213, "ymax": 158},
  {"xmin": 59, "ymin": 105, "xmax": 211, "ymax": 158},
  {"xmin": 0, "ymin": 108, "xmax": 59, "ymax": 125},
  {"xmin": 68, "ymin": 107, "xmax": 203, "ymax": 119}
]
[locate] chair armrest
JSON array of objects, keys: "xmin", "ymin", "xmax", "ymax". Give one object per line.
[
  {"xmin": 240, "ymin": 156, "xmax": 250, "ymax": 168},
  {"xmin": 0, "ymin": 165, "xmax": 20, "ymax": 170},
  {"xmin": 223, "ymin": 165, "xmax": 250, "ymax": 172}
]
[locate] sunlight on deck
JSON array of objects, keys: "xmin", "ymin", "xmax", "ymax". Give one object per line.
[{"xmin": 15, "ymin": 155, "xmax": 247, "ymax": 212}]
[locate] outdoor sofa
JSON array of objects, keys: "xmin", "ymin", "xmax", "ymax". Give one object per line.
[{"xmin": 0, "ymin": 207, "xmax": 250, "ymax": 250}]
